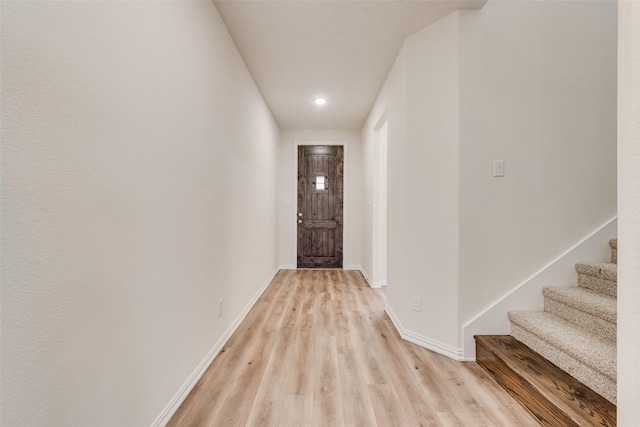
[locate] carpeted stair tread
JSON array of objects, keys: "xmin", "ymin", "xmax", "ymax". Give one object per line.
[
  {"xmin": 575, "ymin": 262, "xmax": 617, "ymax": 281},
  {"xmin": 508, "ymin": 310, "xmax": 616, "ymax": 380},
  {"xmin": 543, "ymin": 286, "xmax": 616, "ymax": 324}
]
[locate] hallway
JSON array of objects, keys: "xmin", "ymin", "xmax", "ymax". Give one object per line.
[
  {"xmin": 3, "ymin": 1, "xmax": 638, "ymax": 425},
  {"xmin": 168, "ymin": 270, "xmax": 537, "ymax": 426}
]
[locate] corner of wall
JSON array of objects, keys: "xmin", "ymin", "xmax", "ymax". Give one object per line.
[
  {"xmin": 345, "ymin": 265, "xmax": 381, "ymax": 289},
  {"xmin": 152, "ymin": 267, "xmax": 281, "ymax": 426},
  {"xmin": 385, "ymin": 304, "xmax": 464, "ymax": 360}
]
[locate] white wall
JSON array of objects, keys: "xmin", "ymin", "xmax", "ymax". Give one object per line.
[
  {"xmin": 457, "ymin": 1, "xmax": 618, "ymax": 338},
  {"xmin": 277, "ymin": 129, "xmax": 362, "ymax": 270},
  {"xmin": 363, "ymin": 13, "xmax": 461, "ymax": 353},
  {"xmin": 398, "ymin": 14, "xmax": 462, "ymax": 350},
  {"xmin": 362, "ymin": 1, "xmax": 617, "ymax": 358},
  {"xmin": 618, "ymin": 0, "xmax": 640, "ymax": 424},
  {"xmin": 362, "ymin": 50, "xmax": 407, "ymax": 295},
  {"xmin": 1, "ymin": 2, "xmax": 279, "ymax": 426}
]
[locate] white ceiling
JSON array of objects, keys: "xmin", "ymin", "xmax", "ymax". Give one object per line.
[{"xmin": 214, "ymin": 0, "xmax": 486, "ymax": 130}]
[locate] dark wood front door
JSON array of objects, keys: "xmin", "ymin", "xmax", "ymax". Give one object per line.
[{"xmin": 297, "ymin": 145, "xmax": 343, "ymax": 268}]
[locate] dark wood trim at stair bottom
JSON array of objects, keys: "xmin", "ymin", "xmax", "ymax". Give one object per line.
[{"xmin": 475, "ymin": 335, "xmax": 616, "ymax": 427}]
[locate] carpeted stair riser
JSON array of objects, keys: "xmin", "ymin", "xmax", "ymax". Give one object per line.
[
  {"xmin": 543, "ymin": 286, "xmax": 616, "ymax": 344},
  {"xmin": 508, "ymin": 312, "xmax": 616, "ymax": 380},
  {"xmin": 576, "ymin": 262, "xmax": 617, "ymax": 280},
  {"xmin": 511, "ymin": 323, "xmax": 617, "ymax": 404},
  {"xmin": 544, "ymin": 298, "xmax": 616, "ymax": 344},
  {"xmin": 576, "ymin": 262, "xmax": 617, "ymax": 297},
  {"xmin": 577, "ymin": 274, "xmax": 616, "ymax": 297},
  {"xmin": 543, "ymin": 287, "xmax": 616, "ymax": 323},
  {"xmin": 609, "ymin": 239, "xmax": 617, "ymax": 264}
]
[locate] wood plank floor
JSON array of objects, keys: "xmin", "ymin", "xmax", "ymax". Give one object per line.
[
  {"xmin": 475, "ymin": 335, "xmax": 616, "ymax": 427},
  {"xmin": 168, "ymin": 270, "xmax": 540, "ymax": 427}
]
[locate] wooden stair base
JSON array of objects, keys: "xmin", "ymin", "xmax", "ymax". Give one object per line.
[{"xmin": 475, "ymin": 335, "xmax": 616, "ymax": 427}]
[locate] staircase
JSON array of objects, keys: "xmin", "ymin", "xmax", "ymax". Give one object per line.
[{"xmin": 475, "ymin": 239, "xmax": 617, "ymax": 427}]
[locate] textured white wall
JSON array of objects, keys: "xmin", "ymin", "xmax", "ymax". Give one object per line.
[
  {"xmin": 1, "ymin": 2, "xmax": 279, "ymax": 426},
  {"xmin": 276, "ymin": 129, "xmax": 362, "ymax": 269},
  {"xmin": 618, "ymin": 1, "xmax": 640, "ymax": 424},
  {"xmin": 457, "ymin": 1, "xmax": 618, "ymax": 336}
]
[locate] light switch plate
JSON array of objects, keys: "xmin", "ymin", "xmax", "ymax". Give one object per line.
[
  {"xmin": 411, "ymin": 296, "xmax": 422, "ymax": 312},
  {"xmin": 493, "ymin": 160, "xmax": 505, "ymax": 177}
]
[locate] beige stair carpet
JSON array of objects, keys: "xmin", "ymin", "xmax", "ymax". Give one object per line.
[
  {"xmin": 543, "ymin": 286, "xmax": 616, "ymax": 343},
  {"xmin": 508, "ymin": 238, "xmax": 617, "ymax": 404}
]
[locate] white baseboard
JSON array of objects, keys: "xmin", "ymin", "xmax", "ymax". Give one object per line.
[
  {"xmin": 279, "ymin": 264, "xmax": 296, "ymax": 270},
  {"xmin": 385, "ymin": 304, "xmax": 463, "ymax": 360},
  {"xmin": 151, "ymin": 267, "xmax": 281, "ymax": 427},
  {"xmin": 461, "ymin": 216, "xmax": 617, "ymax": 360}
]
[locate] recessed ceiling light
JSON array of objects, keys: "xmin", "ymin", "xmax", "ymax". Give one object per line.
[{"xmin": 314, "ymin": 98, "xmax": 327, "ymax": 106}]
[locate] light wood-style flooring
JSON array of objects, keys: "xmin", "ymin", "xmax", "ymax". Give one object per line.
[{"xmin": 168, "ymin": 269, "xmax": 539, "ymax": 426}]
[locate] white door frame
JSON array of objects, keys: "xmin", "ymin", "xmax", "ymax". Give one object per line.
[{"xmin": 292, "ymin": 141, "xmax": 348, "ymax": 268}]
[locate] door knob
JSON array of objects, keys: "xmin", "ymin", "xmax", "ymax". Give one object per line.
[
  {"xmin": 298, "ymin": 213, "xmax": 303, "ymax": 217},
  {"xmin": 297, "ymin": 220, "xmax": 302, "ymax": 224}
]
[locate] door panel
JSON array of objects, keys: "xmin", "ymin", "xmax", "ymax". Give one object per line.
[{"xmin": 297, "ymin": 145, "xmax": 343, "ymax": 268}]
